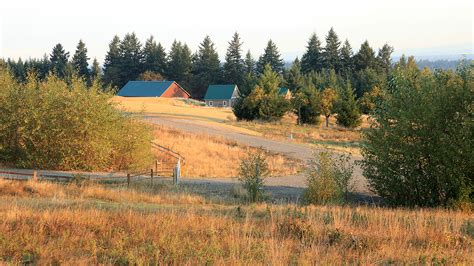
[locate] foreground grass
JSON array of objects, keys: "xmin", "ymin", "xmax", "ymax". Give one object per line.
[
  {"xmin": 0, "ymin": 180, "xmax": 472, "ymax": 264},
  {"xmin": 153, "ymin": 125, "xmax": 301, "ymax": 177}
]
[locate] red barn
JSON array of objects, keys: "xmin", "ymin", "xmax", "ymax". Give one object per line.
[{"xmin": 117, "ymin": 81, "xmax": 190, "ymax": 98}]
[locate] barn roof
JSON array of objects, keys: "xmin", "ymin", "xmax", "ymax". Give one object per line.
[
  {"xmin": 278, "ymin": 87, "xmax": 289, "ymax": 95},
  {"xmin": 204, "ymin": 84, "xmax": 238, "ymax": 100},
  {"xmin": 117, "ymin": 81, "xmax": 176, "ymax": 97}
]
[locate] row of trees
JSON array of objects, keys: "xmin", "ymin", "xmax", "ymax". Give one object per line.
[{"xmin": 4, "ymin": 28, "xmax": 394, "ymax": 100}]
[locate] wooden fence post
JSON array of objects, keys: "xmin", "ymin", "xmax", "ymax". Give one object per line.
[
  {"xmin": 127, "ymin": 173, "xmax": 130, "ymax": 188},
  {"xmin": 32, "ymin": 171, "xmax": 37, "ymax": 181},
  {"xmin": 150, "ymin": 169, "xmax": 154, "ymax": 185}
]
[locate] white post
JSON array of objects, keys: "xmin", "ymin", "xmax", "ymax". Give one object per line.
[{"xmin": 174, "ymin": 159, "xmax": 181, "ymax": 185}]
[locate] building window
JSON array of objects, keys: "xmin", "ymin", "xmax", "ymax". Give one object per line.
[
  {"xmin": 209, "ymin": 101, "xmax": 213, "ymax": 106},
  {"xmin": 223, "ymin": 100, "xmax": 227, "ymax": 107}
]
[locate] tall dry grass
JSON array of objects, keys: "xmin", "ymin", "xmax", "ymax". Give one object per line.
[
  {"xmin": 0, "ymin": 180, "xmax": 472, "ymax": 264},
  {"xmin": 153, "ymin": 125, "xmax": 301, "ymax": 177}
]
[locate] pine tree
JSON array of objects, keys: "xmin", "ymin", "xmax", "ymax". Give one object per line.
[
  {"xmin": 142, "ymin": 36, "xmax": 167, "ymax": 76},
  {"xmin": 90, "ymin": 58, "xmax": 102, "ymax": 84},
  {"xmin": 335, "ymin": 80, "xmax": 361, "ymax": 128},
  {"xmin": 324, "ymin": 27, "xmax": 341, "ymax": 72},
  {"xmin": 223, "ymin": 32, "xmax": 245, "ymax": 87},
  {"xmin": 376, "ymin": 44, "xmax": 394, "ymax": 75},
  {"xmin": 256, "ymin": 40, "xmax": 284, "ymax": 74},
  {"xmin": 301, "ymin": 33, "xmax": 323, "ymax": 74},
  {"xmin": 353, "ymin": 40, "xmax": 376, "ymax": 71},
  {"xmin": 103, "ymin": 35, "xmax": 121, "ymax": 88},
  {"xmin": 191, "ymin": 36, "xmax": 222, "ymax": 98},
  {"xmin": 71, "ymin": 40, "xmax": 90, "ymax": 82},
  {"xmin": 167, "ymin": 40, "xmax": 193, "ymax": 89},
  {"xmin": 118, "ymin": 32, "xmax": 143, "ymax": 88},
  {"xmin": 340, "ymin": 39, "xmax": 354, "ymax": 76},
  {"xmin": 285, "ymin": 58, "xmax": 304, "ymax": 92},
  {"xmin": 49, "ymin": 43, "xmax": 70, "ymax": 79},
  {"xmin": 244, "ymin": 50, "xmax": 256, "ymax": 75}
]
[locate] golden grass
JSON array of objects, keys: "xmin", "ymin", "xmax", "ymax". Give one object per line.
[
  {"xmin": 153, "ymin": 125, "xmax": 300, "ymax": 177},
  {"xmin": 112, "ymin": 96, "xmax": 235, "ymax": 122},
  {"xmin": 0, "ymin": 179, "xmax": 472, "ymax": 265}
]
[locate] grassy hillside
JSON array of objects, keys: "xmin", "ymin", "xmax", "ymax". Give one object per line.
[{"xmin": 0, "ymin": 179, "xmax": 472, "ymax": 264}]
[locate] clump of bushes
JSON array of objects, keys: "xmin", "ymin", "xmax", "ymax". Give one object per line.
[
  {"xmin": 238, "ymin": 151, "xmax": 269, "ymax": 202},
  {"xmin": 0, "ymin": 67, "xmax": 153, "ymax": 171},
  {"xmin": 361, "ymin": 64, "xmax": 473, "ymax": 207},
  {"xmin": 303, "ymin": 151, "xmax": 354, "ymax": 205}
]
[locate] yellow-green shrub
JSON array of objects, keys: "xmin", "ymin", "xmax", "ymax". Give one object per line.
[{"xmin": 0, "ymin": 67, "xmax": 153, "ymax": 171}]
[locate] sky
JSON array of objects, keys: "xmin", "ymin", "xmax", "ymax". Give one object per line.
[{"xmin": 0, "ymin": 0, "xmax": 472, "ymax": 63}]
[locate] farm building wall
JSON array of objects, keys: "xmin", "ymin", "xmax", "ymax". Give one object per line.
[
  {"xmin": 161, "ymin": 83, "xmax": 190, "ymax": 98},
  {"xmin": 205, "ymin": 99, "xmax": 236, "ymax": 108}
]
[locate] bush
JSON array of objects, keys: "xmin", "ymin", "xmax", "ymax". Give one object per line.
[
  {"xmin": 0, "ymin": 68, "xmax": 153, "ymax": 171},
  {"xmin": 361, "ymin": 64, "xmax": 473, "ymax": 207},
  {"xmin": 238, "ymin": 151, "xmax": 269, "ymax": 202},
  {"xmin": 303, "ymin": 151, "xmax": 354, "ymax": 205}
]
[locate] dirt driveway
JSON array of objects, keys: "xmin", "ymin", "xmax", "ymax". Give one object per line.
[{"xmin": 146, "ymin": 116, "xmax": 370, "ymax": 194}]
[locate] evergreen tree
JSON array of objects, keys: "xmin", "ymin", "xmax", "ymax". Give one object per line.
[
  {"xmin": 142, "ymin": 36, "xmax": 167, "ymax": 76},
  {"xmin": 103, "ymin": 35, "xmax": 122, "ymax": 88},
  {"xmin": 324, "ymin": 27, "xmax": 341, "ymax": 71},
  {"xmin": 301, "ymin": 33, "xmax": 323, "ymax": 73},
  {"xmin": 71, "ymin": 40, "xmax": 90, "ymax": 82},
  {"xmin": 90, "ymin": 58, "xmax": 102, "ymax": 84},
  {"xmin": 167, "ymin": 40, "xmax": 193, "ymax": 89},
  {"xmin": 340, "ymin": 39, "xmax": 354, "ymax": 76},
  {"xmin": 292, "ymin": 81, "xmax": 321, "ymax": 125},
  {"xmin": 49, "ymin": 43, "xmax": 70, "ymax": 79},
  {"xmin": 285, "ymin": 58, "xmax": 304, "ymax": 92},
  {"xmin": 223, "ymin": 32, "xmax": 245, "ymax": 87},
  {"xmin": 244, "ymin": 50, "xmax": 256, "ymax": 75},
  {"xmin": 118, "ymin": 32, "xmax": 143, "ymax": 87},
  {"xmin": 376, "ymin": 44, "xmax": 394, "ymax": 75},
  {"xmin": 191, "ymin": 36, "xmax": 222, "ymax": 98},
  {"xmin": 353, "ymin": 40, "xmax": 376, "ymax": 71},
  {"xmin": 335, "ymin": 80, "xmax": 361, "ymax": 128},
  {"xmin": 256, "ymin": 40, "xmax": 284, "ymax": 74}
]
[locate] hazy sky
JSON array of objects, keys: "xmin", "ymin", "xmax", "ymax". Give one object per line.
[{"xmin": 1, "ymin": 0, "xmax": 472, "ymax": 63}]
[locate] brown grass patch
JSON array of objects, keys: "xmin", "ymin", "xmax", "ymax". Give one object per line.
[
  {"xmin": 0, "ymin": 180, "xmax": 472, "ymax": 264},
  {"xmin": 153, "ymin": 125, "xmax": 300, "ymax": 177}
]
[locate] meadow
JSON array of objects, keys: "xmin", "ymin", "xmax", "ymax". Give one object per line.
[{"xmin": 0, "ymin": 179, "xmax": 472, "ymax": 264}]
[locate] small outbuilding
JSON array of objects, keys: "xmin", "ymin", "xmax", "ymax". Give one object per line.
[
  {"xmin": 117, "ymin": 81, "xmax": 190, "ymax": 98},
  {"xmin": 204, "ymin": 84, "xmax": 239, "ymax": 108},
  {"xmin": 279, "ymin": 87, "xmax": 292, "ymax": 100}
]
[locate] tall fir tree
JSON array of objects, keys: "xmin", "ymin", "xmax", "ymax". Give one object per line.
[
  {"xmin": 335, "ymin": 80, "xmax": 361, "ymax": 128},
  {"xmin": 353, "ymin": 40, "xmax": 376, "ymax": 71},
  {"xmin": 256, "ymin": 40, "xmax": 284, "ymax": 74},
  {"xmin": 301, "ymin": 33, "xmax": 323, "ymax": 74},
  {"xmin": 324, "ymin": 27, "xmax": 341, "ymax": 72},
  {"xmin": 103, "ymin": 35, "xmax": 122, "ymax": 88},
  {"xmin": 191, "ymin": 36, "xmax": 222, "ymax": 98},
  {"xmin": 340, "ymin": 39, "xmax": 354, "ymax": 76},
  {"xmin": 49, "ymin": 43, "xmax": 70, "ymax": 79},
  {"xmin": 376, "ymin": 44, "xmax": 394, "ymax": 75},
  {"xmin": 142, "ymin": 35, "xmax": 167, "ymax": 76},
  {"xmin": 71, "ymin": 39, "xmax": 90, "ymax": 82},
  {"xmin": 223, "ymin": 32, "xmax": 245, "ymax": 88},
  {"xmin": 284, "ymin": 58, "xmax": 304, "ymax": 92},
  {"xmin": 118, "ymin": 32, "xmax": 144, "ymax": 88},
  {"xmin": 90, "ymin": 58, "xmax": 102, "ymax": 84},
  {"xmin": 167, "ymin": 40, "xmax": 193, "ymax": 89},
  {"xmin": 244, "ymin": 50, "xmax": 256, "ymax": 75}
]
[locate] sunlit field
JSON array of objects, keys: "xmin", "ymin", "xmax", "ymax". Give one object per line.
[{"xmin": 0, "ymin": 179, "xmax": 472, "ymax": 265}]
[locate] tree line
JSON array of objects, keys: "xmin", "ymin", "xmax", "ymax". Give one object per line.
[{"xmin": 3, "ymin": 28, "xmax": 394, "ymax": 100}]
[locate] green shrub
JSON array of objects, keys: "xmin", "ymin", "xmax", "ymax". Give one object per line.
[
  {"xmin": 335, "ymin": 80, "xmax": 362, "ymax": 128},
  {"xmin": 0, "ymin": 67, "xmax": 153, "ymax": 171},
  {"xmin": 361, "ymin": 64, "xmax": 473, "ymax": 207},
  {"xmin": 303, "ymin": 151, "xmax": 354, "ymax": 205},
  {"xmin": 238, "ymin": 151, "xmax": 269, "ymax": 202}
]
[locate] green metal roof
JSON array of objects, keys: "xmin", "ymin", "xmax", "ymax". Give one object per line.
[
  {"xmin": 278, "ymin": 87, "xmax": 289, "ymax": 95},
  {"xmin": 117, "ymin": 81, "xmax": 175, "ymax": 97},
  {"xmin": 204, "ymin": 84, "xmax": 237, "ymax": 100}
]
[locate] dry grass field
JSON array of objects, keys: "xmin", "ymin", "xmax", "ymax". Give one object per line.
[
  {"xmin": 153, "ymin": 125, "xmax": 301, "ymax": 177},
  {"xmin": 114, "ymin": 96, "xmax": 367, "ymax": 154},
  {"xmin": 0, "ymin": 179, "xmax": 472, "ymax": 265}
]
